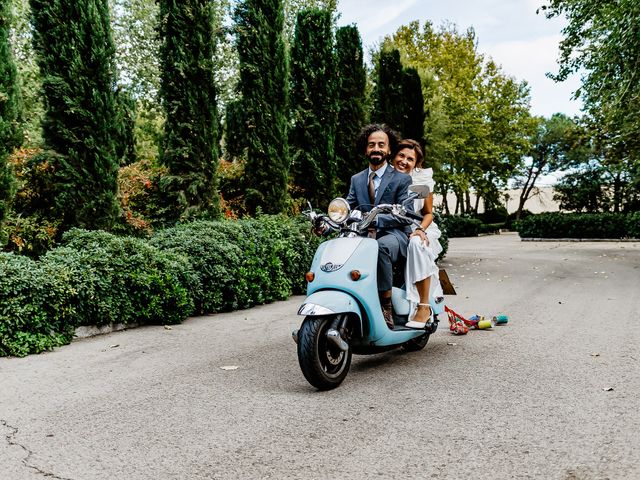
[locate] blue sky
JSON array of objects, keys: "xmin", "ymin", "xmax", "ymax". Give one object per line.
[{"xmin": 336, "ymin": 0, "xmax": 582, "ymax": 118}]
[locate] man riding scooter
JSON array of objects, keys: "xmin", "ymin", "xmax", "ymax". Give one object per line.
[{"xmin": 317, "ymin": 124, "xmax": 414, "ymax": 329}]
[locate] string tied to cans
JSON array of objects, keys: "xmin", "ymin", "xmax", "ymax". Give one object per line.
[{"xmin": 445, "ymin": 306, "xmax": 509, "ymax": 335}]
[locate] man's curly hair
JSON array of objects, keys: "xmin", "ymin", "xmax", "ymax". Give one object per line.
[{"xmin": 355, "ymin": 123, "xmax": 401, "ymax": 156}]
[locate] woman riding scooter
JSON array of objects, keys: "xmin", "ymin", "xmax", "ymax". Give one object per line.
[{"xmin": 392, "ymin": 139, "xmax": 444, "ymax": 329}]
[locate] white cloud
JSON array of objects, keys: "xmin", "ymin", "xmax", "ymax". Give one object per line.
[
  {"xmin": 484, "ymin": 35, "xmax": 582, "ymax": 117},
  {"xmin": 338, "ymin": 0, "xmax": 420, "ymax": 39}
]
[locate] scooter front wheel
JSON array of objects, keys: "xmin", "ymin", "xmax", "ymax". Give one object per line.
[{"xmin": 297, "ymin": 315, "xmax": 352, "ymax": 390}]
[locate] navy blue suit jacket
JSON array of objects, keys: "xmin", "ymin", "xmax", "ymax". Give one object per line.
[{"xmin": 346, "ymin": 164, "xmax": 414, "ymax": 257}]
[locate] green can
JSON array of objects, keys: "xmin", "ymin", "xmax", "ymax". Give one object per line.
[{"xmin": 493, "ymin": 315, "xmax": 509, "ymax": 325}]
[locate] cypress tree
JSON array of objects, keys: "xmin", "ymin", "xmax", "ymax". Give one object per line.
[
  {"xmin": 224, "ymin": 99, "xmax": 246, "ymax": 161},
  {"xmin": 29, "ymin": 0, "xmax": 121, "ymax": 230},
  {"xmin": 371, "ymin": 48, "xmax": 405, "ymax": 133},
  {"xmin": 400, "ymin": 67, "xmax": 425, "ymax": 146},
  {"xmin": 115, "ymin": 86, "xmax": 136, "ymax": 166},
  {"xmin": 234, "ymin": 0, "xmax": 289, "ymax": 214},
  {"xmin": 0, "ymin": 0, "xmax": 23, "ymax": 225},
  {"xmin": 289, "ymin": 8, "xmax": 337, "ymax": 207},
  {"xmin": 158, "ymin": 0, "xmax": 220, "ymax": 221},
  {"xmin": 334, "ymin": 25, "xmax": 367, "ymax": 193}
]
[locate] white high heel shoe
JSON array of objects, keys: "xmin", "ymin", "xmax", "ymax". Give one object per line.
[{"xmin": 405, "ymin": 303, "xmax": 434, "ymax": 329}]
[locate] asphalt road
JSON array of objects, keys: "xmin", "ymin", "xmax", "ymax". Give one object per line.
[{"xmin": 1, "ymin": 233, "xmax": 639, "ymax": 480}]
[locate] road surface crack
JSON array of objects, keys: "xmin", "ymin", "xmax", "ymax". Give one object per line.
[{"xmin": 1, "ymin": 419, "xmax": 74, "ymax": 480}]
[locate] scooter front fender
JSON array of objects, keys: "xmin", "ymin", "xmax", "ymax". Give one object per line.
[{"xmin": 298, "ymin": 290, "xmax": 363, "ymax": 334}]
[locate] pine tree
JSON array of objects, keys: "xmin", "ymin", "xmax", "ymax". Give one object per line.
[
  {"xmin": 0, "ymin": 0, "xmax": 23, "ymax": 226},
  {"xmin": 334, "ymin": 25, "xmax": 367, "ymax": 193},
  {"xmin": 30, "ymin": 0, "xmax": 121, "ymax": 230},
  {"xmin": 234, "ymin": 0, "xmax": 289, "ymax": 214},
  {"xmin": 400, "ymin": 67, "xmax": 425, "ymax": 146},
  {"xmin": 158, "ymin": 0, "xmax": 220, "ymax": 221},
  {"xmin": 371, "ymin": 48, "xmax": 405, "ymax": 133},
  {"xmin": 289, "ymin": 8, "xmax": 337, "ymax": 207}
]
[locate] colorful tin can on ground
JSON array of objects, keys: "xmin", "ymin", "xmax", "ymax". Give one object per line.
[
  {"xmin": 493, "ymin": 315, "xmax": 509, "ymax": 325},
  {"xmin": 477, "ymin": 318, "xmax": 494, "ymax": 329}
]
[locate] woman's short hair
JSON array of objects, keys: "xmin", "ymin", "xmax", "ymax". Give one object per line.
[
  {"xmin": 355, "ymin": 123, "xmax": 401, "ymax": 155},
  {"xmin": 394, "ymin": 139, "xmax": 424, "ymax": 168}
]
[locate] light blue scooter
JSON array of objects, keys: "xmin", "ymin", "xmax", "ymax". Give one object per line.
[{"xmin": 293, "ymin": 188, "xmax": 445, "ymax": 390}]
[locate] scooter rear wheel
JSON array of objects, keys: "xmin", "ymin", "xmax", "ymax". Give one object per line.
[
  {"xmin": 297, "ymin": 315, "xmax": 352, "ymax": 390},
  {"xmin": 402, "ymin": 332, "xmax": 430, "ymax": 352}
]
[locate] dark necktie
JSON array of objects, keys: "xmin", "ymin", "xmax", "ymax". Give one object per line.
[
  {"xmin": 368, "ymin": 171, "xmax": 376, "ymax": 205},
  {"xmin": 367, "ymin": 171, "xmax": 377, "ymax": 239}
]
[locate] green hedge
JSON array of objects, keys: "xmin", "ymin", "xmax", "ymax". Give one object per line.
[
  {"xmin": 479, "ymin": 222, "xmax": 505, "ymax": 234},
  {"xmin": 627, "ymin": 212, "xmax": 640, "ymax": 238},
  {"xmin": 149, "ymin": 216, "xmax": 320, "ymax": 313},
  {"xmin": 516, "ymin": 212, "xmax": 639, "ymax": 239},
  {"xmin": 0, "ymin": 253, "xmax": 76, "ymax": 356},
  {"xmin": 0, "ymin": 215, "xmax": 321, "ymax": 357},
  {"xmin": 441, "ymin": 215, "xmax": 482, "ymax": 237},
  {"xmin": 44, "ymin": 230, "xmax": 197, "ymax": 327}
]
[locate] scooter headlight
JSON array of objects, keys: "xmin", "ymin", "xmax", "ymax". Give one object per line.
[{"xmin": 327, "ymin": 198, "xmax": 350, "ymax": 224}]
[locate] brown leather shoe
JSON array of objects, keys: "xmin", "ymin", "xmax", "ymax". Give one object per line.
[{"xmin": 382, "ymin": 304, "xmax": 394, "ymax": 330}]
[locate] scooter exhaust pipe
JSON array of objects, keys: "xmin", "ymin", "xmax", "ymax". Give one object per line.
[
  {"xmin": 326, "ymin": 329, "xmax": 349, "ymax": 352},
  {"xmin": 291, "ymin": 329, "xmax": 299, "ymax": 344}
]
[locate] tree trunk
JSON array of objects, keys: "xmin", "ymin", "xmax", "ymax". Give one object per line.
[
  {"xmin": 516, "ymin": 163, "xmax": 543, "ymax": 220},
  {"xmin": 613, "ymin": 171, "xmax": 621, "ymax": 213},
  {"xmin": 442, "ymin": 190, "xmax": 450, "ymax": 215}
]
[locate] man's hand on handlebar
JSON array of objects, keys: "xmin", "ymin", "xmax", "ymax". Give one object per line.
[{"xmin": 312, "ymin": 217, "xmax": 330, "ymax": 236}]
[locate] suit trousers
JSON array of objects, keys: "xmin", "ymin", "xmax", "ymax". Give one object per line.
[{"xmin": 376, "ymin": 232, "xmax": 402, "ymax": 292}]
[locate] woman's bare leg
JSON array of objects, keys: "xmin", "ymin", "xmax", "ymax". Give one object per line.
[{"xmin": 412, "ymin": 276, "xmax": 432, "ymax": 323}]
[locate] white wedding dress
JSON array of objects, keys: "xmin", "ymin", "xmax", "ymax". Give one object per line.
[{"xmin": 404, "ymin": 167, "xmax": 444, "ymax": 310}]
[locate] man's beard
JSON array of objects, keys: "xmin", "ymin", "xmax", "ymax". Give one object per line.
[{"xmin": 368, "ymin": 151, "xmax": 389, "ymax": 166}]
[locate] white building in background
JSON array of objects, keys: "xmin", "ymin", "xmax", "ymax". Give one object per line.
[{"xmin": 434, "ymin": 187, "xmax": 560, "ymax": 214}]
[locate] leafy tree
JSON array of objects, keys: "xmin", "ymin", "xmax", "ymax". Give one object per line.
[
  {"xmin": 8, "ymin": 0, "xmax": 42, "ymax": 146},
  {"xmin": 289, "ymin": 8, "xmax": 338, "ymax": 207},
  {"xmin": 474, "ymin": 60, "xmax": 535, "ymax": 212},
  {"xmin": 385, "ymin": 22, "xmax": 484, "ymax": 214},
  {"xmin": 109, "ymin": 0, "xmax": 160, "ymax": 103},
  {"xmin": 563, "ymin": 119, "xmax": 640, "ymax": 213},
  {"xmin": 157, "ymin": 0, "xmax": 221, "ymax": 222},
  {"xmin": 234, "ymin": 0, "xmax": 289, "ymax": 214},
  {"xmin": 30, "ymin": 0, "xmax": 121, "ymax": 230},
  {"xmin": 212, "ymin": 0, "xmax": 240, "ymax": 110},
  {"xmin": 553, "ymin": 163, "xmax": 609, "ymax": 212},
  {"xmin": 513, "ymin": 114, "xmax": 578, "ymax": 219},
  {"xmin": 283, "ymin": 0, "xmax": 336, "ymax": 39},
  {"xmin": 334, "ymin": 24, "xmax": 367, "ymax": 193},
  {"xmin": 385, "ymin": 21, "xmax": 533, "ymax": 215},
  {"xmin": 541, "ymin": 0, "xmax": 640, "ymax": 163},
  {"xmin": 1, "ymin": 0, "xmax": 23, "ymax": 226}
]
